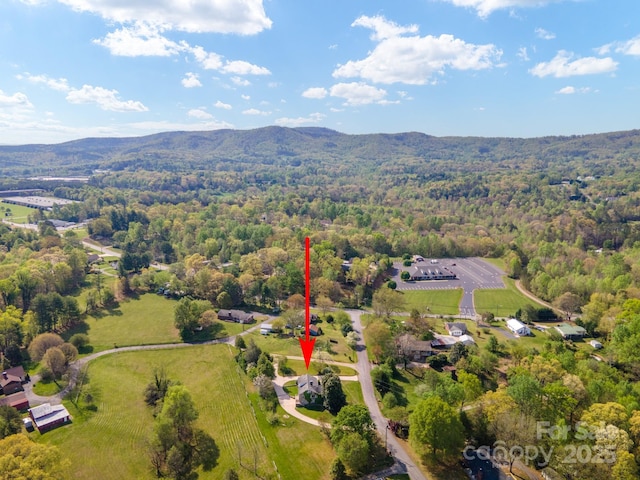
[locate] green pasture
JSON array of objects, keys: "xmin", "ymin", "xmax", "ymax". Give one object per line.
[
  {"xmin": 0, "ymin": 201, "xmax": 36, "ymax": 224},
  {"xmin": 40, "ymin": 345, "xmax": 335, "ymax": 480},
  {"xmin": 398, "ymin": 289, "xmax": 463, "ymax": 315},
  {"xmin": 474, "ymin": 277, "xmax": 546, "ymax": 317},
  {"xmin": 64, "ymin": 294, "xmax": 181, "ymax": 352}
]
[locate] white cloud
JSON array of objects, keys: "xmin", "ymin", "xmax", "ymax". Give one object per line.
[
  {"xmin": 56, "ymin": 0, "xmax": 272, "ymax": 34},
  {"xmin": 221, "ymin": 60, "xmax": 270, "ymax": 75},
  {"xmin": 351, "ymin": 15, "xmax": 418, "ymax": 41},
  {"xmin": 599, "ymin": 36, "xmax": 640, "ymax": 57},
  {"xmin": 182, "ymin": 72, "xmax": 202, "ymax": 88},
  {"xmin": 93, "ymin": 22, "xmax": 185, "ymax": 56},
  {"xmin": 517, "ymin": 47, "xmax": 530, "ymax": 61},
  {"xmin": 302, "ymin": 87, "xmax": 328, "ymax": 99},
  {"xmin": 190, "ymin": 46, "xmax": 224, "ymax": 70},
  {"xmin": 0, "ymin": 90, "xmax": 33, "ymax": 109},
  {"xmin": 242, "ymin": 108, "xmax": 270, "ymax": 115},
  {"xmin": 440, "ymin": 0, "xmax": 570, "ymax": 18},
  {"xmin": 19, "ymin": 73, "xmax": 70, "ymax": 92},
  {"xmin": 333, "ymin": 15, "xmax": 502, "ymax": 85},
  {"xmin": 214, "ymin": 100, "xmax": 232, "ymax": 110},
  {"xmin": 275, "ymin": 112, "xmax": 325, "ymax": 127},
  {"xmin": 535, "ymin": 27, "xmax": 556, "ymax": 40},
  {"xmin": 187, "ymin": 108, "xmax": 213, "ymax": 119},
  {"xmin": 66, "ymin": 85, "xmax": 148, "ymax": 112},
  {"xmin": 231, "ymin": 77, "xmax": 251, "ymax": 87},
  {"xmin": 329, "ymin": 82, "xmax": 388, "ymax": 106},
  {"xmin": 241, "ymin": 95, "xmax": 251, "ymax": 100},
  {"xmin": 530, "ymin": 51, "xmax": 618, "ymax": 78},
  {"xmin": 555, "ymin": 86, "xmax": 592, "ymax": 94}
]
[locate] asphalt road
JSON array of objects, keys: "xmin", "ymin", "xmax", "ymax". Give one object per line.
[{"xmin": 348, "ymin": 309, "xmax": 429, "ymax": 480}]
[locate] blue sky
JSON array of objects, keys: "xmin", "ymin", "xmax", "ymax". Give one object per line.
[{"xmin": 1, "ymin": 0, "xmax": 639, "ymax": 144}]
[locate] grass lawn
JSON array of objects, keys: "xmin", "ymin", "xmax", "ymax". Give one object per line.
[
  {"xmin": 32, "ymin": 378, "xmax": 65, "ymax": 396},
  {"xmin": 244, "ymin": 328, "xmax": 354, "ymax": 364},
  {"xmin": 281, "ymin": 358, "xmax": 358, "ymax": 377},
  {"xmin": 39, "ymin": 345, "xmax": 335, "ymax": 480},
  {"xmin": 295, "ymin": 380, "xmax": 365, "ymax": 421},
  {"xmin": 474, "ymin": 277, "xmax": 544, "ymax": 318},
  {"xmin": 398, "ymin": 289, "xmax": 463, "ymax": 315},
  {"xmin": 0, "ymin": 201, "xmax": 37, "ymax": 223},
  {"xmin": 64, "ymin": 294, "xmax": 181, "ymax": 352}
]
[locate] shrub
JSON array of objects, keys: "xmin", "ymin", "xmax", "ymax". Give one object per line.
[{"xmin": 69, "ymin": 333, "xmax": 90, "ymax": 350}]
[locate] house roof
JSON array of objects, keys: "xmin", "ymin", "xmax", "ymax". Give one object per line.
[
  {"xmin": 29, "ymin": 403, "xmax": 70, "ymax": 429},
  {"xmin": 506, "ymin": 318, "xmax": 527, "ymax": 330},
  {"xmin": 555, "ymin": 323, "xmax": 586, "ymax": 336},
  {"xmin": 0, "ymin": 391, "xmax": 28, "ymax": 408},
  {"xmin": 445, "ymin": 322, "xmax": 467, "ymax": 333},
  {"xmin": 297, "ymin": 374, "xmax": 321, "ymax": 395},
  {"xmin": 397, "ymin": 334, "xmax": 432, "ymax": 352},
  {"xmin": 0, "ymin": 372, "xmax": 22, "ymax": 388}
]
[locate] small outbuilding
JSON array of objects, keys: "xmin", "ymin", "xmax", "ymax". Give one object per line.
[
  {"xmin": 590, "ymin": 340, "xmax": 603, "ymax": 349},
  {"xmin": 506, "ymin": 319, "xmax": 531, "ymax": 336},
  {"xmin": 260, "ymin": 323, "xmax": 273, "ymax": 335}
]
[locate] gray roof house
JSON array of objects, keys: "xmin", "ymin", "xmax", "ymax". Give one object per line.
[{"xmin": 297, "ymin": 374, "xmax": 322, "ymax": 406}]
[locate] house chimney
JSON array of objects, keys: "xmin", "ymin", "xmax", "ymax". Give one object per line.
[{"xmin": 2, "ymin": 372, "xmax": 7, "ymax": 380}]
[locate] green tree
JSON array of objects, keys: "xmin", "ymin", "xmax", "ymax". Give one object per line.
[
  {"xmin": 322, "ymin": 373, "xmax": 347, "ymax": 415},
  {"xmin": 400, "ymin": 271, "xmax": 411, "ymax": 281},
  {"xmin": 372, "ymin": 288, "xmax": 405, "ymax": 318},
  {"xmin": 0, "ymin": 434, "xmax": 68, "ymax": 479},
  {"xmin": 409, "ymin": 396, "xmax": 464, "ymax": 460},
  {"xmin": 329, "ymin": 457, "xmax": 348, "ymax": 480},
  {"xmin": 0, "ymin": 405, "xmax": 22, "ymax": 439},
  {"xmin": 27, "ymin": 332, "xmax": 64, "ymax": 362},
  {"xmin": 43, "ymin": 347, "xmax": 67, "ymax": 380},
  {"xmin": 69, "ymin": 333, "xmax": 90, "ymax": 351},
  {"xmin": 337, "ymin": 432, "xmax": 370, "ymax": 475},
  {"xmin": 223, "ymin": 469, "xmax": 239, "ymax": 480},
  {"xmin": 331, "ymin": 405, "xmax": 375, "ymax": 446}
]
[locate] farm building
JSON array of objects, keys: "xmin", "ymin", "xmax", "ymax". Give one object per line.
[
  {"xmin": 218, "ymin": 309, "xmax": 254, "ymax": 324},
  {"xmin": 0, "ymin": 391, "xmax": 29, "ymax": 410},
  {"xmin": 506, "ymin": 319, "xmax": 531, "ymax": 336},
  {"xmin": 2, "ymin": 196, "xmax": 76, "ymax": 210},
  {"xmin": 555, "ymin": 323, "xmax": 587, "ymax": 340},
  {"xmin": 29, "ymin": 403, "xmax": 71, "ymax": 433},
  {"xmin": 297, "ymin": 374, "xmax": 322, "ymax": 406}
]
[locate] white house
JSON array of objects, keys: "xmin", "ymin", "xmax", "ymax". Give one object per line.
[
  {"xmin": 506, "ymin": 319, "xmax": 530, "ymax": 336},
  {"xmin": 445, "ymin": 322, "xmax": 467, "ymax": 337},
  {"xmin": 297, "ymin": 374, "xmax": 322, "ymax": 406}
]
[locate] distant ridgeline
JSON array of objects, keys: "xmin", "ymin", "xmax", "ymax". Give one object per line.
[{"xmin": 0, "ymin": 127, "xmax": 639, "ymax": 183}]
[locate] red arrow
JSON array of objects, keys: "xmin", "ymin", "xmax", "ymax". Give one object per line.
[{"xmin": 299, "ymin": 236, "xmax": 315, "ymax": 369}]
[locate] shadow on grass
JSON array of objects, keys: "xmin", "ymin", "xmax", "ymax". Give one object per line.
[{"xmin": 180, "ymin": 323, "xmax": 225, "ymax": 343}]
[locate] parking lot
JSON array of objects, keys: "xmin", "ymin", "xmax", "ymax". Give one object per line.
[{"xmin": 391, "ymin": 257, "xmax": 506, "ymax": 318}]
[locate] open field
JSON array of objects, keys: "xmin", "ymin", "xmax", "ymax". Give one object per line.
[
  {"xmin": 0, "ymin": 201, "xmax": 37, "ymax": 223},
  {"xmin": 64, "ymin": 294, "xmax": 181, "ymax": 352},
  {"xmin": 39, "ymin": 345, "xmax": 335, "ymax": 480},
  {"xmin": 399, "ymin": 289, "xmax": 463, "ymax": 315},
  {"xmin": 474, "ymin": 277, "xmax": 545, "ymax": 317}
]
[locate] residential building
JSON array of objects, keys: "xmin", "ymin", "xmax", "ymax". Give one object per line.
[
  {"xmin": 217, "ymin": 309, "xmax": 254, "ymax": 324},
  {"xmin": 297, "ymin": 374, "xmax": 322, "ymax": 406},
  {"xmin": 445, "ymin": 322, "xmax": 467, "ymax": 336},
  {"xmin": 0, "ymin": 391, "xmax": 29, "ymax": 410},
  {"xmin": 0, "ymin": 366, "xmax": 25, "ymax": 395},
  {"xmin": 396, "ymin": 334, "xmax": 434, "ymax": 362},
  {"xmin": 506, "ymin": 319, "xmax": 531, "ymax": 336},
  {"xmin": 555, "ymin": 323, "xmax": 587, "ymax": 340}
]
